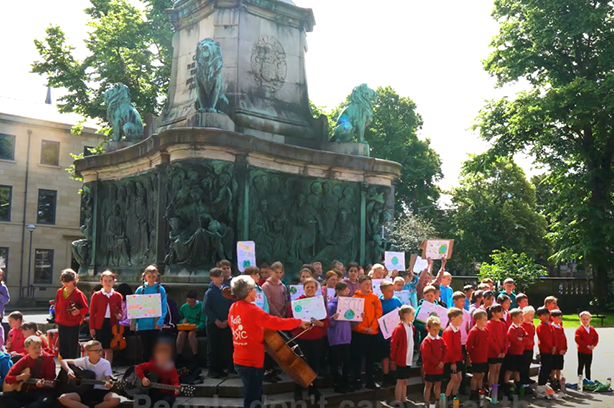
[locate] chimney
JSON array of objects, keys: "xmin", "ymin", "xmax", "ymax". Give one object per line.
[{"xmin": 45, "ymin": 87, "xmax": 52, "ymax": 105}]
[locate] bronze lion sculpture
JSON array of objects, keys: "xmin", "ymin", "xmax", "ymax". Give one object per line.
[
  {"xmin": 103, "ymin": 83, "xmax": 144, "ymax": 142},
  {"xmin": 195, "ymin": 38, "xmax": 228, "ymax": 113},
  {"xmin": 331, "ymin": 84, "xmax": 377, "ymax": 143}
]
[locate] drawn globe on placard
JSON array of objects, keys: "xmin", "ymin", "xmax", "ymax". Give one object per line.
[
  {"xmin": 344, "ymin": 309, "xmax": 355, "ymax": 320},
  {"xmin": 438, "ymin": 244, "xmax": 448, "ymax": 255},
  {"xmin": 391, "ymin": 256, "xmax": 399, "ymax": 266},
  {"xmin": 429, "ymin": 312, "xmax": 439, "ymax": 318},
  {"xmin": 294, "ymin": 305, "xmax": 302, "ymax": 313},
  {"xmin": 242, "ymin": 260, "xmax": 251, "ymax": 268},
  {"xmin": 290, "ymin": 286, "xmax": 298, "ymax": 295}
]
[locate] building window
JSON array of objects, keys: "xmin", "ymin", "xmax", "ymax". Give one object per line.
[
  {"xmin": 0, "ymin": 134, "xmax": 15, "ymax": 161},
  {"xmin": 34, "ymin": 249, "xmax": 53, "ymax": 284},
  {"xmin": 0, "ymin": 247, "xmax": 7, "ymax": 283},
  {"xmin": 37, "ymin": 189, "xmax": 57, "ymax": 224},
  {"xmin": 83, "ymin": 146, "xmax": 94, "ymax": 157},
  {"xmin": 41, "ymin": 140, "xmax": 60, "ymax": 166},
  {"xmin": 0, "ymin": 185, "xmax": 11, "ymax": 222}
]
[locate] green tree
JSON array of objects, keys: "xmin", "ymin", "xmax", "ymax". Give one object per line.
[
  {"xmin": 473, "ymin": 0, "xmax": 614, "ymax": 305},
  {"xmin": 389, "ymin": 211, "xmax": 438, "ymax": 255},
  {"xmin": 449, "ymin": 156, "xmax": 550, "ymax": 270},
  {"xmin": 479, "ymin": 249, "xmax": 547, "ymax": 293},
  {"xmin": 31, "ymin": 0, "xmax": 173, "ymax": 127}
]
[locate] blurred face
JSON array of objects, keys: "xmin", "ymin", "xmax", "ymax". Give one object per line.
[
  {"xmin": 270, "ymin": 268, "xmax": 283, "ymax": 282},
  {"xmin": 359, "ymin": 279, "xmax": 372, "ymax": 293},
  {"xmin": 474, "ymin": 296, "xmax": 483, "ymax": 305},
  {"xmin": 8, "ymin": 317, "xmax": 20, "ymax": 329},
  {"xmin": 358, "ymin": 267, "xmax": 365, "ymax": 276},
  {"xmin": 524, "ymin": 312, "xmax": 534, "ymax": 323},
  {"xmin": 144, "ymin": 272, "xmax": 157, "ymax": 286},
  {"xmin": 348, "ymin": 267, "xmax": 359, "ymax": 281},
  {"xmin": 154, "ymin": 345, "xmax": 173, "ymax": 366},
  {"xmin": 101, "ymin": 275, "xmax": 115, "ymax": 291},
  {"xmin": 381, "ymin": 285, "xmax": 394, "ymax": 300},
  {"xmin": 393, "ymin": 281, "xmax": 404, "ymax": 291},
  {"xmin": 442, "ymin": 275, "xmax": 452, "ymax": 286},
  {"xmin": 483, "ymin": 296, "xmax": 494, "ymax": 307},
  {"xmin": 402, "ymin": 311, "xmax": 415, "ymax": 324},
  {"xmin": 465, "ymin": 289, "xmax": 474, "ymax": 300},
  {"xmin": 249, "ymin": 273, "xmax": 260, "ymax": 284},
  {"xmin": 210, "ymin": 275, "xmax": 224, "ymax": 286},
  {"xmin": 552, "ymin": 315, "xmax": 563, "ymax": 325},
  {"xmin": 304, "ymin": 282, "xmax": 318, "ymax": 297},
  {"xmin": 546, "ymin": 301, "xmax": 557, "ymax": 311},
  {"xmin": 580, "ymin": 314, "xmax": 591, "ymax": 326},
  {"xmin": 337, "ymin": 287, "xmax": 350, "ymax": 297},
  {"xmin": 428, "ymin": 324, "xmax": 441, "ymax": 336},
  {"xmin": 187, "ymin": 298, "xmax": 197, "ymax": 307},
  {"xmin": 261, "ymin": 268, "xmax": 270, "ymax": 279},
  {"xmin": 492, "ymin": 310, "xmax": 504, "ymax": 320},
  {"xmin": 313, "ymin": 263, "xmax": 323, "ymax": 276},
  {"xmin": 476, "ymin": 316, "xmax": 487, "ymax": 328},
  {"xmin": 63, "ymin": 278, "xmax": 77, "ymax": 289},
  {"xmin": 538, "ymin": 313, "xmax": 550, "ymax": 322},
  {"xmin": 423, "ymin": 291, "xmax": 436, "ymax": 303},
  {"xmin": 518, "ymin": 299, "xmax": 528, "ymax": 308},
  {"xmin": 299, "ymin": 271, "xmax": 312, "ymax": 283},
  {"xmin": 27, "ymin": 342, "xmax": 42, "ymax": 358},
  {"xmin": 326, "ymin": 275, "xmax": 338, "ymax": 288},
  {"xmin": 246, "ymin": 288, "xmax": 257, "ymax": 303},
  {"xmin": 512, "ymin": 314, "xmax": 523, "ymax": 325},
  {"xmin": 501, "ymin": 300, "xmax": 511, "ymax": 311},
  {"xmin": 390, "ymin": 269, "xmax": 399, "ymax": 279}
]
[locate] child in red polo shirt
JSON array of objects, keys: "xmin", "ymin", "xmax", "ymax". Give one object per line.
[
  {"xmin": 89, "ymin": 271, "xmax": 123, "ymax": 364},
  {"xmin": 421, "ymin": 316, "xmax": 446, "ymax": 407},
  {"xmin": 466, "ymin": 310, "xmax": 489, "ymax": 403},
  {"xmin": 504, "ymin": 309, "xmax": 528, "ymax": 393},
  {"xmin": 486, "ymin": 304, "xmax": 507, "ymax": 393},
  {"xmin": 497, "ymin": 294, "xmax": 512, "ymax": 328},
  {"xmin": 6, "ymin": 312, "xmax": 24, "ymax": 357},
  {"xmin": 443, "ymin": 308, "xmax": 464, "ymax": 401},
  {"xmin": 536, "ymin": 306, "xmax": 554, "ymax": 387},
  {"xmin": 55, "ymin": 269, "xmax": 89, "ymax": 359},
  {"xmin": 520, "ymin": 306, "xmax": 536, "ymax": 385},
  {"xmin": 550, "ymin": 309, "xmax": 567, "ymax": 390},
  {"xmin": 390, "ymin": 305, "xmax": 415, "ymax": 406},
  {"xmin": 575, "ymin": 311, "xmax": 599, "ymax": 381}
]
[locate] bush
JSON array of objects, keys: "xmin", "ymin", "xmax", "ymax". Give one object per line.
[{"xmin": 479, "ymin": 249, "xmax": 546, "ymax": 292}]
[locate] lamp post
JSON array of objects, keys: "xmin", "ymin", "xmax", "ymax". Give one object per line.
[{"xmin": 26, "ymin": 224, "xmax": 36, "ymax": 297}]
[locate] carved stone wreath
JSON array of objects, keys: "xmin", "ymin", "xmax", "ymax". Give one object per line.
[{"xmin": 250, "ymin": 35, "xmax": 287, "ymax": 93}]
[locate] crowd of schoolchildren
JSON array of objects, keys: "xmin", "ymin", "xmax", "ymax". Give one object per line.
[{"xmin": 0, "ymin": 256, "xmax": 602, "ymax": 408}]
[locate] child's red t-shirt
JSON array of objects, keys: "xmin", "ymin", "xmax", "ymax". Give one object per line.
[
  {"xmin": 442, "ymin": 325, "xmax": 462, "ymax": 364},
  {"xmin": 420, "ymin": 335, "xmax": 446, "ymax": 375},
  {"xmin": 486, "ymin": 319, "xmax": 507, "ymax": 359},
  {"xmin": 466, "ymin": 326, "xmax": 489, "ymax": 364},
  {"xmin": 521, "ymin": 321, "xmax": 536, "ymax": 351},
  {"xmin": 6, "ymin": 328, "xmax": 24, "ymax": 354}
]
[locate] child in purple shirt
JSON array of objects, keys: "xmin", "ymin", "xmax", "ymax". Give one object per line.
[{"xmin": 328, "ymin": 281, "xmax": 353, "ymax": 393}]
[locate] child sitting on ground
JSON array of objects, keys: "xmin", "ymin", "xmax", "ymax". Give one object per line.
[
  {"xmin": 379, "ymin": 280, "xmax": 403, "ymax": 386},
  {"xmin": 58, "ymin": 340, "xmax": 121, "ymax": 408},
  {"xmin": 466, "ymin": 310, "xmax": 489, "ymax": 403},
  {"xmin": 136, "ymin": 339, "xmax": 181, "ymax": 406},
  {"xmin": 176, "ymin": 289, "xmax": 207, "ymax": 365},
  {"xmin": 5, "ymin": 312, "xmax": 24, "ymax": 357},
  {"xmin": 421, "ymin": 316, "xmax": 446, "ymax": 407},
  {"xmin": 575, "ymin": 311, "xmax": 599, "ymax": 381},
  {"xmin": 390, "ymin": 305, "xmax": 415, "ymax": 406},
  {"xmin": 443, "ymin": 308, "xmax": 464, "ymax": 401},
  {"xmin": 550, "ymin": 309, "xmax": 567, "ymax": 390},
  {"xmin": 20, "ymin": 322, "xmax": 52, "ymax": 357}
]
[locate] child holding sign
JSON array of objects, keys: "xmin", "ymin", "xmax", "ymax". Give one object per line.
[
  {"xmin": 133, "ymin": 265, "xmax": 168, "ymax": 363},
  {"xmin": 379, "ymin": 281, "xmax": 403, "ymax": 387},
  {"xmin": 290, "ymin": 278, "xmax": 329, "ymax": 402},
  {"xmin": 328, "ymin": 281, "xmax": 353, "ymax": 393}
]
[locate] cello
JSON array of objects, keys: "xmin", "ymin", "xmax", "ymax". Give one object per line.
[{"xmin": 221, "ymin": 287, "xmax": 317, "ymax": 388}]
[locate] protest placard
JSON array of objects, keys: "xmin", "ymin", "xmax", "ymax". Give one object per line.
[
  {"xmin": 337, "ymin": 297, "xmax": 365, "ymax": 322},
  {"xmin": 127, "ymin": 294, "xmax": 162, "ymax": 319},
  {"xmin": 291, "ymin": 296, "xmax": 327, "ymax": 320},
  {"xmin": 394, "ymin": 290, "xmax": 411, "ymax": 305},
  {"xmin": 372, "ymin": 279, "xmax": 391, "ymax": 296},
  {"xmin": 421, "ymin": 240, "xmax": 454, "ymax": 260},
  {"xmin": 378, "ymin": 308, "xmax": 401, "ymax": 339},
  {"xmin": 384, "ymin": 251, "xmax": 406, "ymax": 271},
  {"xmin": 237, "ymin": 241, "xmax": 256, "ymax": 272},
  {"xmin": 416, "ymin": 300, "xmax": 449, "ymax": 328}
]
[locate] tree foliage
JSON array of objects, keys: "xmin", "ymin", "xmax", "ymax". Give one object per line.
[
  {"xmin": 474, "ymin": 0, "xmax": 614, "ymax": 304},
  {"xmin": 448, "ymin": 156, "xmax": 550, "ymax": 270},
  {"xmin": 389, "ymin": 212, "xmax": 438, "ymax": 255},
  {"xmin": 479, "ymin": 249, "xmax": 547, "ymax": 293},
  {"xmin": 31, "ymin": 0, "xmax": 173, "ymax": 127}
]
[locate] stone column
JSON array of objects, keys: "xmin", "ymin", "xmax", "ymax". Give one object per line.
[{"xmin": 155, "ymin": 159, "xmax": 170, "ymax": 268}]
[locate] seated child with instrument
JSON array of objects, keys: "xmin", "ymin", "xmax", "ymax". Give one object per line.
[
  {"xmin": 89, "ymin": 271, "xmax": 123, "ymax": 364},
  {"xmin": 135, "ymin": 338, "xmax": 180, "ymax": 406},
  {"xmin": 58, "ymin": 340, "xmax": 121, "ymax": 408},
  {"xmin": 4, "ymin": 336, "xmax": 56, "ymax": 408},
  {"xmin": 176, "ymin": 289, "xmax": 206, "ymax": 364},
  {"xmin": 20, "ymin": 322, "xmax": 53, "ymax": 357},
  {"xmin": 6, "ymin": 311, "xmax": 25, "ymax": 357}
]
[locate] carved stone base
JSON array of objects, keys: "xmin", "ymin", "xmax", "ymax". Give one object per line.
[
  {"xmin": 321, "ymin": 142, "xmax": 370, "ymax": 157},
  {"xmin": 186, "ymin": 111, "xmax": 235, "ymax": 131},
  {"xmin": 104, "ymin": 141, "xmax": 137, "ymax": 153}
]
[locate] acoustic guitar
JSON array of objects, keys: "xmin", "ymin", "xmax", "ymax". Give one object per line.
[
  {"xmin": 56, "ymin": 364, "xmax": 124, "ymax": 394},
  {"xmin": 2, "ymin": 367, "xmax": 57, "ymax": 392},
  {"xmin": 120, "ymin": 366, "xmax": 195, "ymax": 398}
]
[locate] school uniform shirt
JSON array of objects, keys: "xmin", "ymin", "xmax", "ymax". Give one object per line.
[
  {"xmin": 507, "ymin": 323, "xmax": 528, "ymax": 355},
  {"xmin": 135, "ymin": 283, "xmax": 168, "ymax": 331},
  {"xmin": 466, "ymin": 326, "xmax": 489, "ymax": 364},
  {"xmin": 228, "ymin": 300, "xmax": 301, "ymax": 368},
  {"xmin": 179, "ymin": 301, "xmax": 207, "ymax": 332},
  {"xmin": 420, "ymin": 334, "xmax": 447, "ymax": 375},
  {"xmin": 536, "ymin": 322, "xmax": 554, "ymax": 354},
  {"xmin": 502, "ymin": 311, "xmax": 512, "ymax": 328},
  {"xmin": 551, "ymin": 323, "xmax": 567, "ymax": 353},
  {"xmin": 72, "ymin": 357, "xmax": 112, "ymax": 390},
  {"xmin": 136, "ymin": 361, "xmax": 179, "ymax": 394},
  {"xmin": 521, "ymin": 321, "xmax": 536, "ymax": 351},
  {"xmin": 575, "ymin": 325, "xmax": 599, "ymax": 354},
  {"xmin": 442, "ymin": 324, "xmax": 462, "ymax": 364},
  {"xmin": 290, "ymin": 295, "xmax": 329, "ymax": 340},
  {"xmin": 390, "ymin": 322, "xmax": 414, "ymax": 367},
  {"xmin": 55, "ymin": 287, "xmax": 89, "ymax": 326},
  {"xmin": 90, "ymin": 289, "xmax": 123, "ymax": 330},
  {"xmin": 486, "ymin": 319, "xmax": 507, "ymax": 359},
  {"xmin": 6, "ymin": 328, "xmax": 24, "ymax": 354},
  {"xmin": 327, "ymin": 298, "xmax": 352, "ymax": 346},
  {"xmin": 18, "ymin": 335, "xmax": 54, "ymax": 358},
  {"xmin": 352, "ymin": 291, "xmax": 383, "ymax": 335},
  {"xmin": 4, "ymin": 355, "xmax": 55, "ymax": 384}
]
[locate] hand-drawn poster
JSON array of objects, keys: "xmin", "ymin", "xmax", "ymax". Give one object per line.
[
  {"xmin": 378, "ymin": 308, "xmax": 401, "ymax": 339},
  {"xmin": 326, "ymin": 288, "xmax": 336, "ymax": 304},
  {"xmin": 291, "ymin": 296, "xmax": 327, "ymax": 320},
  {"xmin": 372, "ymin": 279, "xmax": 392, "ymax": 296},
  {"xmin": 412, "ymin": 256, "xmax": 428, "ymax": 273},
  {"xmin": 237, "ymin": 241, "xmax": 256, "ymax": 272},
  {"xmin": 394, "ymin": 290, "xmax": 411, "ymax": 306},
  {"xmin": 416, "ymin": 300, "xmax": 449, "ymax": 328},
  {"xmin": 385, "ymin": 251, "xmax": 406, "ymax": 271},
  {"xmin": 127, "ymin": 294, "xmax": 162, "ymax": 319},
  {"xmin": 421, "ymin": 240, "xmax": 454, "ymax": 260},
  {"xmin": 289, "ymin": 285, "xmax": 305, "ymax": 301},
  {"xmin": 336, "ymin": 297, "xmax": 365, "ymax": 322},
  {"xmin": 254, "ymin": 291, "xmax": 265, "ymax": 309}
]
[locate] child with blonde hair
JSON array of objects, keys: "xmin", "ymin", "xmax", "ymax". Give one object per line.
[
  {"xmin": 575, "ymin": 311, "xmax": 599, "ymax": 381},
  {"xmin": 421, "ymin": 316, "xmax": 446, "ymax": 406}
]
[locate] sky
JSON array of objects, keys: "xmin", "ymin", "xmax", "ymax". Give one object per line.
[{"xmin": 0, "ymin": 0, "xmax": 534, "ymax": 190}]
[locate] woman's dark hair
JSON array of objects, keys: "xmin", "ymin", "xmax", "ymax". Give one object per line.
[
  {"xmin": 497, "ymin": 294, "xmax": 511, "ymax": 305},
  {"xmin": 471, "ymin": 290, "xmax": 484, "ymax": 304},
  {"xmin": 487, "ymin": 304, "xmax": 503, "ymax": 319},
  {"xmin": 483, "ymin": 290, "xmax": 494, "ymax": 300},
  {"xmin": 116, "ymin": 283, "xmax": 134, "ymax": 300}
]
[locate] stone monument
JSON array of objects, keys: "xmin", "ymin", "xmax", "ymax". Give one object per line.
[{"xmin": 73, "ymin": 0, "xmax": 401, "ymax": 294}]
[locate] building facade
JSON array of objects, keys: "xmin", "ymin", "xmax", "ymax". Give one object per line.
[{"xmin": 0, "ymin": 98, "xmax": 103, "ymax": 303}]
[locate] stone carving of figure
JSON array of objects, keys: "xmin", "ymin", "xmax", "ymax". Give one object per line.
[
  {"xmin": 209, "ymin": 172, "xmax": 233, "ymax": 223},
  {"xmin": 331, "ymin": 84, "xmax": 377, "ymax": 144},
  {"xmin": 289, "ymin": 194, "xmax": 322, "ymax": 263},
  {"xmin": 366, "ymin": 233, "xmax": 386, "ymax": 266},
  {"xmin": 124, "ymin": 182, "xmax": 138, "ymax": 261},
  {"xmin": 314, "ymin": 210, "xmax": 356, "ymax": 266},
  {"xmin": 195, "ymin": 38, "xmax": 229, "ymax": 113},
  {"xmin": 117, "ymin": 185, "xmax": 127, "ymax": 217},
  {"xmin": 106, "ymin": 204, "xmax": 131, "ymax": 266},
  {"xmin": 251, "ymin": 200, "xmax": 272, "ymax": 262},
  {"xmin": 147, "ymin": 174, "xmax": 158, "ymax": 262},
  {"xmin": 321, "ymin": 181, "xmax": 339, "ymax": 239},
  {"xmin": 103, "ymin": 83, "xmax": 144, "ymax": 142},
  {"xmin": 134, "ymin": 181, "xmax": 150, "ymax": 264},
  {"xmin": 366, "ymin": 186, "xmax": 387, "ymax": 235},
  {"xmin": 71, "ymin": 186, "xmax": 93, "ymax": 269},
  {"xmin": 339, "ymin": 186, "xmax": 356, "ymax": 215},
  {"xmin": 307, "ymin": 181, "xmax": 323, "ymax": 209}
]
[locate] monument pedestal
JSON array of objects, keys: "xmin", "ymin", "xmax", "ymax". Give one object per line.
[
  {"xmin": 104, "ymin": 141, "xmax": 137, "ymax": 152},
  {"xmin": 322, "ymin": 142, "xmax": 370, "ymax": 157},
  {"xmin": 186, "ymin": 111, "xmax": 235, "ymax": 131}
]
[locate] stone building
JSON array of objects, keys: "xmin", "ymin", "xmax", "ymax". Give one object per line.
[{"xmin": 0, "ymin": 97, "xmax": 103, "ymax": 303}]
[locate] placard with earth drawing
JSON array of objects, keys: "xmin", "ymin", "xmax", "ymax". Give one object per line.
[
  {"xmin": 336, "ymin": 297, "xmax": 365, "ymax": 322},
  {"xmin": 237, "ymin": 241, "xmax": 257, "ymax": 272},
  {"xmin": 421, "ymin": 240, "xmax": 454, "ymax": 260},
  {"xmin": 416, "ymin": 300, "xmax": 449, "ymax": 327}
]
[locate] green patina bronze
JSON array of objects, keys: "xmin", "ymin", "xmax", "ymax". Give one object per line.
[
  {"xmin": 331, "ymin": 84, "xmax": 377, "ymax": 145},
  {"xmin": 194, "ymin": 39, "xmax": 229, "ymax": 113},
  {"xmin": 103, "ymin": 83, "xmax": 144, "ymax": 142}
]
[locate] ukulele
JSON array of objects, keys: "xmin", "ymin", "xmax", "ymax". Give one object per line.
[
  {"xmin": 56, "ymin": 364, "xmax": 124, "ymax": 394},
  {"xmin": 121, "ymin": 366, "xmax": 195, "ymax": 398},
  {"xmin": 2, "ymin": 367, "xmax": 57, "ymax": 392}
]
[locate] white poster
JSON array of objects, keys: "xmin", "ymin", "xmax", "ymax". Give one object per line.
[
  {"xmin": 416, "ymin": 300, "xmax": 449, "ymax": 328},
  {"xmin": 237, "ymin": 241, "xmax": 256, "ymax": 272},
  {"xmin": 254, "ymin": 291, "xmax": 265, "ymax": 309},
  {"xmin": 291, "ymin": 296, "xmax": 327, "ymax": 320},
  {"xmin": 326, "ymin": 288, "xmax": 336, "ymax": 304},
  {"xmin": 385, "ymin": 251, "xmax": 406, "ymax": 271},
  {"xmin": 372, "ymin": 279, "xmax": 392, "ymax": 296},
  {"xmin": 378, "ymin": 308, "xmax": 401, "ymax": 340},
  {"xmin": 394, "ymin": 290, "xmax": 411, "ymax": 305},
  {"xmin": 424, "ymin": 240, "xmax": 454, "ymax": 260},
  {"xmin": 413, "ymin": 256, "xmax": 428, "ymax": 273},
  {"xmin": 289, "ymin": 285, "xmax": 305, "ymax": 301},
  {"xmin": 127, "ymin": 294, "xmax": 162, "ymax": 319},
  {"xmin": 336, "ymin": 297, "xmax": 365, "ymax": 322}
]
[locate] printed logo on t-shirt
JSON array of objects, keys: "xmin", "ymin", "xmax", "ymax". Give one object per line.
[{"xmin": 231, "ymin": 315, "xmax": 247, "ymax": 342}]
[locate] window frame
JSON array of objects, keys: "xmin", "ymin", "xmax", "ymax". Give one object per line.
[
  {"xmin": 0, "ymin": 133, "xmax": 16, "ymax": 161},
  {"xmin": 0, "ymin": 247, "xmax": 7, "ymax": 284},
  {"xmin": 40, "ymin": 140, "xmax": 60, "ymax": 166},
  {"xmin": 37, "ymin": 189, "xmax": 57, "ymax": 225},
  {"xmin": 0, "ymin": 185, "xmax": 11, "ymax": 222},
  {"xmin": 34, "ymin": 248, "xmax": 54, "ymax": 285}
]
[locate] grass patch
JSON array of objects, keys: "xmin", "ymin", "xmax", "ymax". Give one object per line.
[{"xmin": 532, "ymin": 314, "xmax": 614, "ymax": 328}]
